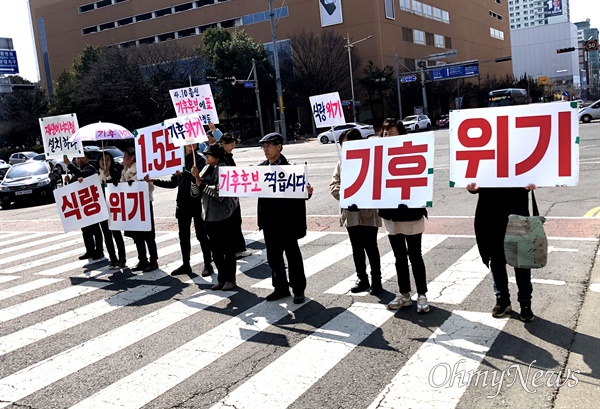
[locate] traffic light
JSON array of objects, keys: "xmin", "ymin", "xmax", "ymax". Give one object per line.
[{"xmin": 556, "ymin": 47, "xmax": 576, "ymax": 54}]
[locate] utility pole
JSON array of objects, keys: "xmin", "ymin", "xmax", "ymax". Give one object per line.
[
  {"xmin": 252, "ymin": 58, "xmax": 265, "ymax": 138},
  {"xmin": 268, "ymin": 0, "xmax": 286, "ymax": 141},
  {"xmin": 344, "ymin": 34, "xmax": 372, "ymax": 122},
  {"xmin": 419, "ymin": 60, "xmax": 428, "ymax": 116},
  {"xmin": 395, "ymin": 54, "xmax": 403, "ymax": 120}
]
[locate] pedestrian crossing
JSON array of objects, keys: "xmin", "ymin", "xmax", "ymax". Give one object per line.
[{"xmin": 0, "ymin": 230, "xmax": 595, "ymax": 408}]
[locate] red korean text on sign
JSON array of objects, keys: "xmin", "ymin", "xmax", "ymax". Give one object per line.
[
  {"xmin": 326, "ymin": 100, "xmax": 342, "ymax": 119},
  {"xmin": 109, "ymin": 191, "xmax": 146, "ymax": 222},
  {"xmin": 137, "ymin": 128, "xmax": 182, "ymax": 174},
  {"xmin": 61, "ymin": 185, "xmax": 102, "ymax": 220},
  {"xmin": 220, "ymin": 169, "xmax": 262, "ymax": 194},
  {"xmin": 61, "ymin": 192, "xmax": 81, "ymax": 220}
]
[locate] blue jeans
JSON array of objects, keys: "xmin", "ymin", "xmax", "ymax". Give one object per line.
[{"xmin": 490, "ymin": 257, "xmax": 532, "ymax": 302}]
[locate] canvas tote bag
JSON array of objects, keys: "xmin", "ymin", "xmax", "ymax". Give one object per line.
[{"xmin": 504, "ymin": 190, "xmax": 548, "ymax": 269}]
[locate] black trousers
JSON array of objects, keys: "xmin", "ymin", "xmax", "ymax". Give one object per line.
[
  {"xmin": 99, "ymin": 220, "xmax": 126, "ymax": 262},
  {"xmin": 205, "ymin": 215, "xmax": 237, "ymax": 284},
  {"xmin": 388, "ymin": 233, "xmax": 428, "ymax": 295},
  {"xmin": 82, "ymin": 223, "xmax": 103, "ymax": 254},
  {"xmin": 176, "ymin": 207, "xmax": 212, "ymax": 265},
  {"xmin": 130, "ymin": 203, "xmax": 158, "ymax": 263},
  {"xmin": 347, "ymin": 225, "xmax": 381, "ymax": 282},
  {"xmin": 263, "ymin": 229, "xmax": 306, "ymax": 295},
  {"xmin": 231, "ymin": 203, "xmax": 247, "ymax": 254}
]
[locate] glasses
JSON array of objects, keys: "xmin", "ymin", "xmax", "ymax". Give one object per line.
[{"xmin": 260, "ymin": 143, "xmax": 276, "ymax": 150}]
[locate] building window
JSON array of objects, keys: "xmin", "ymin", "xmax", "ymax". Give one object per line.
[
  {"xmin": 490, "ymin": 27, "xmax": 504, "ymax": 39},
  {"xmin": 82, "ymin": 26, "xmax": 98, "ymax": 35},
  {"xmin": 525, "ymin": 22, "xmax": 529, "ymax": 26},
  {"xmin": 433, "ymin": 7, "xmax": 442, "ymax": 21},
  {"xmin": 97, "ymin": 0, "xmax": 111, "ymax": 8},
  {"xmin": 220, "ymin": 19, "xmax": 235, "ymax": 28},
  {"xmin": 413, "ymin": 29, "xmax": 425, "ymax": 44},
  {"xmin": 99, "ymin": 21, "xmax": 115, "ymax": 31},
  {"xmin": 158, "ymin": 32, "xmax": 175, "ymax": 42},
  {"xmin": 402, "ymin": 27, "xmax": 413, "ymax": 42},
  {"xmin": 178, "ymin": 27, "xmax": 197, "ymax": 38},
  {"xmin": 138, "ymin": 36, "xmax": 155, "ymax": 46},
  {"xmin": 174, "ymin": 3, "xmax": 194, "ymax": 13},
  {"xmin": 117, "ymin": 17, "xmax": 133, "ymax": 26},
  {"xmin": 79, "ymin": 3, "xmax": 95, "ymax": 13},
  {"xmin": 423, "ymin": 4, "xmax": 432, "ymax": 19},
  {"xmin": 155, "ymin": 7, "xmax": 172, "ymax": 18},
  {"xmin": 442, "ymin": 10, "xmax": 450, "ymax": 23},
  {"xmin": 135, "ymin": 12, "xmax": 152, "ymax": 22},
  {"xmin": 120, "ymin": 40, "xmax": 136, "ymax": 48},
  {"xmin": 445, "ymin": 36, "xmax": 452, "ymax": 48},
  {"xmin": 425, "ymin": 32, "xmax": 434, "ymax": 46},
  {"xmin": 434, "ymin": 34, "xmax": 445, "ymax": 48},
  {"xmin": 412, "ymin": 0, "xmax": 423, "ymax": 16},
  {"xmin": 385, "ymin": 0, "xmax": 395, "ymax": 19},
  {"xmin": 405, "ymin": 58, "xmax": 416, "ymax": 71},
  {"xmin": 494, "ymin": 0, "xmax": 502, "ymax": 4},
  {"xmin": 400, "ymin": 0, "xmax": 411, "ymax": 12}
]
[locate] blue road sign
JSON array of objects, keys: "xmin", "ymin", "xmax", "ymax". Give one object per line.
[
  {"xmin": 401, "ymin": 75, "xmax": 417, "ymax": 83},
  {"xmin": 0, "ymin": 49, "xmax": 19, "ymax": 74},
  {"xmin": 243, "ymin": 81, "xmax": 255, "ymax": 88},
  {"xmin": 430, "ymin": 64, "xmax": 479, "ymax": 81}
]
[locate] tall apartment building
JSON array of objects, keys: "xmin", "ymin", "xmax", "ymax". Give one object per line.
[
  {"xmin": 508, "ymin": 0, "xmax": 570, "ymax": 29},
  {"xmin": 29, "ymin": 0, "xmax": 514, "ymax": 104},
  {"xmin": 575, "ymin": 19, "xmax": 600, "ymax": 99}
]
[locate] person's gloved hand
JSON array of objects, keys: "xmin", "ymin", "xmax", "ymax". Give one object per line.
[
  {"xmin": 397, "ymin": 204, "xmax": 408, "ymax": 210},
  {"xmin": 127, "ymin": 180, "xmax": 134, "ymax": 186},
  {"xmin": 348, "ymin": 204, "xmax": 359, "ymax": 212}
]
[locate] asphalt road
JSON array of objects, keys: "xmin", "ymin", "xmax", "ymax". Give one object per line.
[{"xmin": 0, "ymin": 122, "xmax": 598, "ymax": 409}]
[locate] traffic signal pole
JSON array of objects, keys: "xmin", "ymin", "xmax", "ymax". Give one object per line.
[{"xmin": 268, "ymin": 0, "xmax": 286, "ymax": 141}]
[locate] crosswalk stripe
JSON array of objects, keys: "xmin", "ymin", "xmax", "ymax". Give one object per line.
[
  {"xmin": 0, "ymin": 284, "xmax": 170, "ymax": 356},
  {"xmin": 0, "ymin": 232, "xmax": 51, "ymax": 247},
  {"xmin": 33, "ymin": 232, "xmax": 179, "ymax": 276},
  {"xmin": 0, "ymin": 232, "xmax": 28, "ymax": 241},
  {"xmin": 211, "ymin": 302, "xmax": 394, "ymax": 409},
  {"xmin": 509, "ymin": 277, "xmax": 566, "ymax": 286},
  {"xmin": 0, "ymin": 290, "xmax": 233, "ymax": 408},
  {"xmin": 252, "ymin": 236, "xmax": 353, "ymax": 289},
  {"xmin": 0, "ymin": 278, "xmax": 63, "ymax": 301},
  {"xmin": 424, "ymin": 245, "xmax": 489, "ymax": 304},
  {"xmin": 0, "ymin": 276, "xmax": 20, "ymax": 284},
  {"xmin": 366, "ymin": 310, "xmax": 508, "ymax": 409},
  {"xmin": 0, "ymin": 231, "xmax": 80, "ymax": 256},
  {"xmin": 0, "ymin": 237, "xmax": 84, "ymax": 266},
  {"xmin": 325, "ymin": 234, "xmax": 447, "ymax": 295},
  {"xmin": 69, "ymin": 299, "xmax": 304, "ymax": 409}
]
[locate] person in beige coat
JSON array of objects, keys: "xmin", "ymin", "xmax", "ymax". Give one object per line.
[{"xmin": 329, "ymin": 128, "xmax": 383, "ymax": 295}]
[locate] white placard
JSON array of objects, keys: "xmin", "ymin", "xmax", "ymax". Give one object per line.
[
  {"xmin": 164, "ymin": 114, "xmax": 208, "ymax": 147},
  {"xmin": 105, "ymin": 182, "xmax": 151, "ymax": 231},
  {"xmin": 134, "ymin": 122, "xmax": 185, "ymax": 179},
  {"xmin": 218, "ymin": 164, "xmax": 308, "ymax": 198},
  {"xmin": 169, "ymin": 84, "xmax": 219, "ymax": 124},
  {"xmin": 319, "ymin": 0, "xmax": 343, "ymax": 27},
  {"xmin": 53, "ymin": 174, "xmax": 108, "ymax": 232},
  {"xmin": 309, "ymin": 92, "xmax": 346, "ymax": 128},
  {"xmin": 340, "ymin": 134, "xmax": 435, "ymax": 208},
  {"xmin": 449, "ymin": 102, "xmax": 579, "ymax": 187},
  {"xmin": 39, "ymin": 114, "xmax": 84, "ymax": 159}
]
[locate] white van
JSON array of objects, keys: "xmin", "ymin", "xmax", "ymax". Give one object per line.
[{"xmin": 579, "ymin": 99, "xmax": 600, "ymax": 123}]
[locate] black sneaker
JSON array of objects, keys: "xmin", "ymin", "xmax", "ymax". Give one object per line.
[
  {"xmin": 92, "ymin": 252, "xmax": 105, "ymax": 260},
  {"xmin": 132, "ymin": 261, "xmax": 149, "ymax": 271},
  {"xmin": 117, "ymin": 258, "xmax": 127, "ymax": 268},
  {"xmin": 108, "ymin": 260, "xmax": 119, "ymax": 270},
  {"xmin": 519, "ymin": 302, "xmax": 535, "ymax": 322},
  {"xmin": 293, "ymin": 293, "xmax": 306, "ymax": 304},
  {"xmin": 172, "ymin": 264, "xmax": 192, "ymax": 276},
  {"xmin": 265, "ymin": 290, "xmax": 291, "ymax": 302},
  {"xmin": 350, "ymin": 280, "xmax": 370, "ymax": 293},
  {"xmin": 492, "ymin": 298, "xmax": 512, "ymax": 318},
  {"xmin": 78, "ymin": 253, "xmax": 93, "ymax": 260},
  {"xmin": 143, "ymin": 261, "xmax": 159, "ymax": 272},
  {"xmin": 201, "ymin": 264, "xmax": 214, "ymax": 277},
  {"xmin": 369, "ymin": 282, "xmax": 383, "ymax": 296}
]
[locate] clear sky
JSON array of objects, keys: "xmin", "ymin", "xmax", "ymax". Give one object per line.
[{"xmin": 0, "ymin": 0, "xmax": 598, "ymax": 83}]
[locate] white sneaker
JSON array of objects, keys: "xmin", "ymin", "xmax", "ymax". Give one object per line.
[
  {"xmin": 387, "ymin": 293, "xmax": 412, "ymax": 310},
  {"xmin": 417, "ymin": 294, "xmax": 430, "ymax": 313},
  {"xmin": 235, "ymin": 250, "xmax": 253, "ymax": 259}
]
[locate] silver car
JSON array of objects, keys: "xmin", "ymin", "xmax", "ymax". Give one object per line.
[{"xmin": 8, "ymin": 151, "xmax": 37, "ymax": 165}]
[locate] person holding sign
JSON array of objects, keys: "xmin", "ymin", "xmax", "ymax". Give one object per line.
[
  {"xmin": 329, "ymin": 128, "xmax": 383, "ymax": 295},
  {"xmin": 190, "ymin": 144, "xmax": 239, "ymax": 291},
  {"xmin": 466, "ymin": 184, "xmax": 537, "ymax": 322},
  {"xmin": 257, "ymin": 133, "xmax": 314, "ymax": 304},
  {"xmin": 198, "ymin": 122, "xmax": 222, "ymax": 158},
  {"xmin": 121, "ymin": 147, "xmax": 159, "ymax": 273},
  {"xmin": 148, "ymin": 144, "xmax": 215, "ymax": 277},
  {"xmin": 377, "ymin": 119, "xmax": 430, "ymax": 313},
  {"xmin": 63, "ymin": 152, "xmax": 104, "ymax": 261},
  {"xmin": 98, "ymin": 151, "xmax": 126, "ymax": 271}
]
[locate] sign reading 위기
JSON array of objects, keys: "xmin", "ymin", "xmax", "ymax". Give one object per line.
[
  {"xmin": 39, "ymin": 114, "xmax": 84, "ymax": 159},
  {"xmin": 340, "ymin": 135, "xmax": 435, "ymax": 208},
  {"xmin": 169, "ymin": 84, "xmax": 219, "ymax": 125},
  {"xmin": 218, "ymin": 164, "xmax": 308, "ymax": 199},
  {"xmin": 164, "ymin": 114, "xmax": 207, "ymax": 147},
  {"xmin": 105, "ymin": 182, "xmax": 151, "ymax": 231},
  {"xmin": 134, "ymin": 122, "xmax": 185, "ymax": 179},
  {"xmin": 309, "ymin": 92, "xmax": 346, "ymax": 128},
  {"xmin": 53, "ymin": 174, "xmax": 108, "ymax": 232},
  {"xmin": 449, "ymin": 102, "xmax": 579, "ymax": 187}
]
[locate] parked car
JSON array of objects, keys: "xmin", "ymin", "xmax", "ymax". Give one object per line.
[
  {"xmin": 579, "ymin": 99, "xmax": 600, "ymax": 123},
  {"xmin": 83, "ymin": 147, "xmax": 125, "ymax": 170},
  {"xmin": 0, "ymin": 161, "xmax": 63, "ymax": 209},
  {"xmin": 317, "ymin": 123, "xmax": 375, "ymax": 144},
  {"xmin": 32, "ymin": 153, "xmax": 67, "ymax": 174},
  {"xmin": 8, "ymin": 151, "xmax": 37, "ymax": 165},
  {"xmin": 0, "ymin": 160, "xmax": 6, "ymax": 165},
  {"xmin": 436, "ymin": 114, "xmax": 450, "ymax": 128},
  {"xmin": 0, "ymin": 162, "xmax": 10, "ymax": 180},
  {"xmin": 402, "ymin": 115, "xmax": 432, "ymax": 132}
]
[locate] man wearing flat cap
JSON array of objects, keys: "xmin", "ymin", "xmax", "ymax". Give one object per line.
[{"xmin": 257, "ymin": 132, "xmax": 313, "ymax": 304}]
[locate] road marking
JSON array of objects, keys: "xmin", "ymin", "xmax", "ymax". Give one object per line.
[
  {"xmin": 0, "ymin": 232, "xmax": 51, "ymax": 247},
  {"xmin": 0, "ymin": 276, "xmax": 20, "ymax": 284},
  {"xmin": 0, "ymin": 284, "xmax": 169, "ymax": 356},
  {"xmin": 548, "ymin": 246, "xmax": 579, "ymax": 253},
  {"xmin": 424, "ymin": 245, "xmax": 489, "ymax": 304},
  {"xmin": 211, "ymin": 303, "xmax": 393, "ymax": 409},
  {"xmin": 0, "ymin": 231, "xmax": 79, "ymax": 256},
  {"xmin": 0, "ymin": 237, "xmax": 84, "ymax": 266},
  {"xmin": 583, "ymin": 206, "xmax": 600, "ymax": 218},
  {"xmin": 252, "ymin": 236, "xmax": 354, "ymax": 289},
  {"xmin": 325, "ymin": 234, "xmax": 447, "ymax": 295},
  {"xmin": 589, "ymin": 283, "xmax": 600, "ymax": 293},
  {"xmin": 0, "ymin": 278, "xmax": 63, "ymax": 301},
  {"xmin": 70, "ymin": 300, "xmax": 304, "ymax": 409},
  {"xmin": 0, "ymin": 291, "xmax": 231, "ymax": 408},
  {"xmin": 367, "ymin": 310, "xmax": 508, "ymax": 409},
  {"xmin": 508, "ymin": 277, "xmax": 566, "ymax": 286},
  {"xmin": 0, "ymin": 232, "xmax": 28, "ymax": 241}
]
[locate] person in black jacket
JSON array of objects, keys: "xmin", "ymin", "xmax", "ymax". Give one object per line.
[
  {"xmin": 98, "ymin": 150, "xmax": 126, "ymax": 270},
  {"xmin": 147, "ymin": 143, "xmax": 214, "ymax": 277},
  {"xmin": 377, "ymin": 118, "xmax": 430, "ymax": 313},
  {"xmin": 63, "ymin": 151, "xmax": 104, "ymax": 260},
  {"xmin": 256, "ymin": 132, "xmax": 313, "ymax": 304}
]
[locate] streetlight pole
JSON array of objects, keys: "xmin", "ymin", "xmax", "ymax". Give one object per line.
[
  {"xmin": 268, "ymin": 0, "xmax": 286, "ymax": 141},
  {"xmin": 395, "ymin": 54, "xmax": 403, "ymax": 120},
  {"xmin": 344, "ymin": 34, "xmax": 372, "ymax": 122}
]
